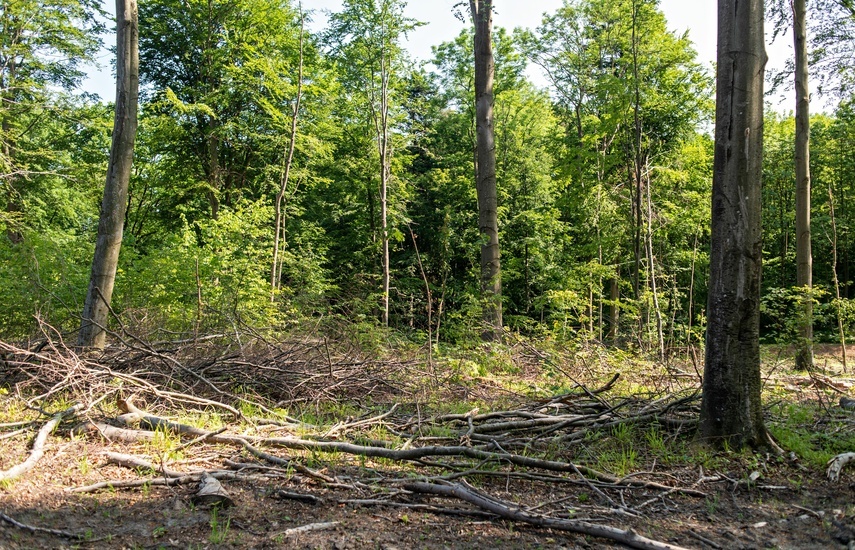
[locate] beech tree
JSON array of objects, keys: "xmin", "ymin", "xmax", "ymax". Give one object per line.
[
  {"xmin": 470, "ymin": 0, "xmax": 502, "ymax": 341},
  {"xmin": 79, "ymin": 0, "xmax": 139, "ymax": 348},
  {"xmin": 699, "ymin": 0, "xmax": 768, "ymax": 447},
  {"xmin": 1, "ymin": 0, "xmax": 103, "ymax": 242}
]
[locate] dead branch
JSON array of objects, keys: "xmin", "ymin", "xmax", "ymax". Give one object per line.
[
  {"xmin": 258, "ymin": 435, "xmax": 705, "ymax": 497},
  {"xmin": 827, "ymin": 452, "xmax": 855, "ymax": 481},
  {"xmin": 0, "ymin": 511, "xmax": 87, "ymax": 540},
  {"xmin": 273, "ymin": 521, "xmax": 339, "ymax": 538},
  {"xmin": 0, "ymin": 404, "xmax": 81, "ymax": 483},
  {"xmin": 403, "ymin": 481, "xmax": 691, "ymax": 550},
  {"xmin": 272, "ymin": 489, "xmax": 324, "ymax": 504},
  {"xmin": 68, "ymin": 470, "xmax": 257, "ymax": 493},
  {"xmin": 103, "ymin": 451, "xmax": 185, "ymax": 478},
  {"xmin": 340, "ymin": 498, "xmax": 497, "ymax": 518},
  {"xmin": 71, "ymin": 420, "xmax": 155, "ymax": 443}
]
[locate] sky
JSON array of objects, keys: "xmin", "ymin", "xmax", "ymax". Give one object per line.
[{"xmin": 82, "ymin": 0, "xmax": 792, "ymax": 105}]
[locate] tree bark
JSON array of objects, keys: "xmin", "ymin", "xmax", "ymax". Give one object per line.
[
  {"xmin": 78, "ymin": 0, "xmax": 139, "ymax": 348},
  {"xmin": 699, "ymin": 0, "xmax": 768, "ymax": 448},
  {"xmin": 793, "ymin": 0, "xmax": 813, "ymax": 370},
  {"xmin": 470, "ymin": 0, "xmax": 502, "ymax": 341}
]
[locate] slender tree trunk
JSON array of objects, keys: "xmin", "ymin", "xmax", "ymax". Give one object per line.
[
  {"xmin": 79, "ymin": 0, "xmax": 139, "ymax": 348},
  {"xmin": 686, "ymin": 228, "xmax": 700, "ymax": 355},
  {"xmin": 470, "ymin": 0, "xmax": 501, "ymax": 342},
  {"xmin": 271, "ymin": 5, "xmax": 304, "ymax": 297},
  {"xmin": 829, "ymin": 185, "xmax": 847, "ymax": 371},
  {"xmin": 380, "ymin": 61, "xmax": 390, "ymax": 327},
  {"xmin": 645, "ymin": 158, "xmax": 665, "ymax": 362},
  {"xmin": 793, "ymin": 0, "xmax": 813, "ymax": 370},
  {"xmin": 699, "ymin": 0, "xmax": 768, "ymax": 449},
  {"xmin": 630, "ymin": 0, "xmax": 646, "ymax": 346},
  {"xmin": 609, "ymin": 274, "xmax": 620, "ymax": 342}
]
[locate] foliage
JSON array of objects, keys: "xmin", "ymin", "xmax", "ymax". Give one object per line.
[{"xmin": 2, "ymin": 0, "xmax": 855, "ymax": 355}]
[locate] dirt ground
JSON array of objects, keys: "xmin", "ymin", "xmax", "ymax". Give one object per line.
[{"xmin": 1, "ymin": 426, "xmax": 855, "ymax": 550}]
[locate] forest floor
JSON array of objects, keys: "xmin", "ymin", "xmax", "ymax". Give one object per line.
[{"xmin": 2, "ymin": 332, "xmax": 855, "ymax": 550}]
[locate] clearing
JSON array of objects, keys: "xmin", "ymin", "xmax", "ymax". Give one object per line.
[{"xmin": 2, "ymin": 333, "xmax": 855, "ymax": 550}]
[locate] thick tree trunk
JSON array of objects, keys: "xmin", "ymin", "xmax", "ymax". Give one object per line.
[
  {"xmin": 78, "ymin": 0, "xmax": 139, "ymax": 348},
  {"xmin": 470, "ymin": 0, "xmax": 502, "ymax": 342},
  {"xmin": 699, "ymin": 0, "xmax": 768, "ymax": 448},
  {"xmin": 793, "ymin": 0, "xmax": 813, "ymax": 370}
]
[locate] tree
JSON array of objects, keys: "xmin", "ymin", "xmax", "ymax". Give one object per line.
[
  {"xmin": 522, "ymin": 0, "xmax": 711, "ymax": 345},
  {"xmin": 699, "ymin": 0, "xmax": 768, "ymax": 448},
  {"xmin": 271, "ymin": 3, "xmax": 305, "ymax": 296},
  {"xmin": 325, "ymin": 0, "xmax": 417, "ymax": 327},
  {"xmin": 1, "ymin": 0, "xmax": 104, "ymax": 242},
  {"xmin": 470, "ymin": 0, "xmax": 502, "ymax": 341},
  {"xmin": 793, "ymin": 0, "xmax": 813, "ymax": 370},
  {"xmin": 138, "ymin": 0, "xmax": 307, "ymax": 222},
  {"xmin": 79, "ymin": 0, "xmax": 139, "ymax": 348}
]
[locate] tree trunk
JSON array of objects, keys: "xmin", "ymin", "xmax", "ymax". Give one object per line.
[
  {"xmin": 793, "ymin": 0, "xmax": 813, "ymax": 370},
  {"xmin": 78, "ymin": 0, "xmax": 139, "ymax": 348},
  {"xmin": 698, "ymin": 0, "xmax": 768, "ymax": 448},
  {"xmin": 271, "ymin": 6, "xmax": 304, "ymax": 297},
  {"xmin": 829, "ymin": 185, "xmax": 847, "ymax": 371},
  {"xmin": 380, "ymin": 58, "xmax": 390, "ymax": 327},
  {"xmin": 470, "ymin": 0, "xmax": 502, "ymax": 342}
]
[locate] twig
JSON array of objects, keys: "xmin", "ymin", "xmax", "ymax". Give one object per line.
[{"xmin": 176, "ymin": 427, "xmax": 228, "ymax": 451}]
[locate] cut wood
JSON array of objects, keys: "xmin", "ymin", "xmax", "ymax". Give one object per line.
[
  {"xmin": 193, "ymin": 472, "xmax": 234, "ymax": 508},
  {"xmin": 404, "ymin": 481, "xmax": 691, "ymax": 550}
]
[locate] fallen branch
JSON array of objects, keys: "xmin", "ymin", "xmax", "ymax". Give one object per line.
[
  {"xmin": 0, "ymin": 404, "xmax": 81, "ymax": 483},
  {"xmin": 71, "ymin": 421, "xmax": 154, "ymax": 443},
  {"xmin": 403, "ymin": 481, "xmax": 691, "ymax": 550},
  {"xmin": 827, "ymin": 452, "xmax": 855, "ymax": 482},
  {"xmin": 278, "ymin": 521, "xmax": 339, "ymax": 537},
  {"xmin": 259, "ymin": 435, "xmax": 705, "ymax": 497},
  {"xmin": 0, "ymin": 510, "xmax": 87, "ymax": 540},
  {"xmin": 273, "ymin": 490, "xmax": 324, "ymax": 505},
  {"xmin": 68, "ymin": 470, "xmax": 255, "ymax": 493}
]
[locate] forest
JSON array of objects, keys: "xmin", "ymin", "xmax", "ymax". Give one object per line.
[{"xmin": 3, "ymin": 0, "xmax": 855, "ymax": 548}]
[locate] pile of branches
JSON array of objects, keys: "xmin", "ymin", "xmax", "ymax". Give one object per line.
[
  {"xmin": 0, "ymin": 327, "xmax": 434, "ymax": 417},
  {"xmin": 0, "ymin": 332, "xmax": 713, "ymax": 550}
]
